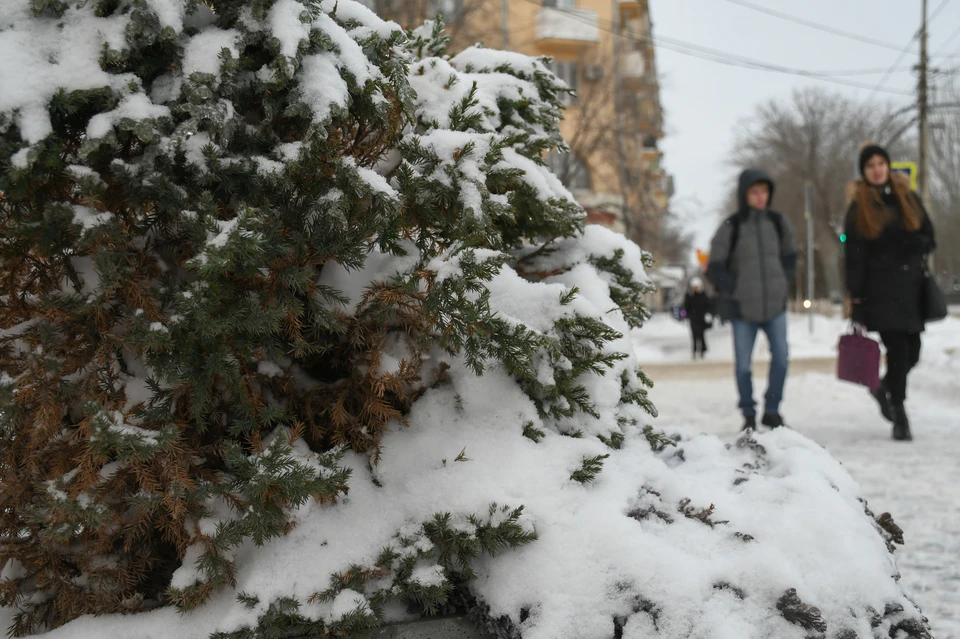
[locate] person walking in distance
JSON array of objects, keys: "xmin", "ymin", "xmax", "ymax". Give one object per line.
[
  {"xmin": 683, "ymin": 277, "xmax": 711, "ymax": 360},
  {"xmin": 707, "ymin": 169, "xmax": 797, "ymax": 430},
  {"xmin": 844, "ymin": 143, "xmax": 936, "ymax": 442}
]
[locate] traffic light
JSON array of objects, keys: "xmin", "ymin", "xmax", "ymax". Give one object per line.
[{"xmin": 839, "ymin": 233, "xmax": 847, "ymax": 243}]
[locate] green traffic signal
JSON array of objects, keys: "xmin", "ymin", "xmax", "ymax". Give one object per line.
[{"xmin": 839, "ymin": 233, "xmax": 847, "ymax": 243}]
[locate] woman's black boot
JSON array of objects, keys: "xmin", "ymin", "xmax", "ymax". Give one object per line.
[
  {"xmin": 892, "ymin": 404, "xmax": 912, "ymax": 441},
  {"xmin": 870, "ymin": 384, "xmax": 894, "ymax": 422}
]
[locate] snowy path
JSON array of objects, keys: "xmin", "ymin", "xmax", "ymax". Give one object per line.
[{"xmin": 642, "ymin": 319, "xmax": 960, "ymax": 639}]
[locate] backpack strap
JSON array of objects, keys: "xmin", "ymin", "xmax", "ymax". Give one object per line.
[{"xmin": 725, "ymin": 214, "xmax": 741, "ymax": 271}]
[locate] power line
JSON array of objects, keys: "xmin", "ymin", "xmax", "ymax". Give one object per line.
[
  {"xmin": 868, "ymin": 0, "xmax": 945, "ymax": 97},
  {"xmin": 930, "ymin": 0, "xmax": 954, "ymax": 22},
  {"xmin": 869, "ymin": 0, "xmax": 951, "ymax": 98},
  {"xmin": 715, "ymin": 0, "xmax": 919, "ymax": 54},
  {"xmin": 867, "ymin": 35, "xmax": 919, "ymax": 99},
  {"xmin": 801, "ymin": 67, "xmax": 914, "ymax": 77},
  {"xmin": 652, "ymin": 35, "xmax": 916, "ymax": 94},
  {"xmin": 515, "ymin": 0, "xmax": 916, "ymax": 96},
  {"xmin": 935, "ymin": 24, "xmax": 960, "ymax": 55},
  {"xmin": 941, "ymin": 46, "xmax": 960, "ymax": 75}
]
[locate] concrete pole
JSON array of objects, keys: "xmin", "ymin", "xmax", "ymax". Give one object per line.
[
  {"xmin": 805, "ymin": 181, "xmax": 815, "ymax": 334},
  {"xmin": 916, "ymin": 0, "xmax": 940, "ymax": 280},
  {"xmin": 918, "ymin": 0, "xmax": 930, "ymax": 204}
]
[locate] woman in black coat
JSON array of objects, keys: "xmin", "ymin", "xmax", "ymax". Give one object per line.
[{"xmin": 844, "ymin": 143, "xmax": 936, "ymax": 441}]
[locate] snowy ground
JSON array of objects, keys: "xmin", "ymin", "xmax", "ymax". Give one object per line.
[
  {"xmin": 635, "ymin": 313, "xmax": 960, "ymax": 639},
  {"xmin": 635, "ymin": 312, "xmax": 866, "ymax": 364},
  {"xmin": 3, "ymin": 313, "xmax": 956, "ymax": 638}
]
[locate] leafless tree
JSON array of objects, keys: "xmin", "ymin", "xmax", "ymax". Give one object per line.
[
  {"xmin": 553, "ymin": 49, "xmax": 621, "ymax": 188},
  {"xmin": 548, "ymin": 45, "xmax": 673, "ymax": 251},
  {"xmin": 372, "ymin": 0, "xmax": 501, "ymax": 48},
  {"xmin": 646, "ymin": 213, "xmax": 694, "ymax": 265},
  {"xmin": 731, "ymin": 88, "xmax": 913, "ymax": 300}
]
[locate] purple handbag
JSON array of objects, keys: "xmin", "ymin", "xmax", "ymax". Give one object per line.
[{"xmin": 837, "ymin": 324, "xmax": 881, "ymax": 390}]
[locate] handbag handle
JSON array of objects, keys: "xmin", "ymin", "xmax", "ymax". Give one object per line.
[{"xmin": 847, "ymin": 320, "xmax": 867, "ymax": 337}]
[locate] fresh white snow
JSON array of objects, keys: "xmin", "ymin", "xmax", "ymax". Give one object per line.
[
  {"xmin": 2, "ymin": 0, "xmax": 951, "ymax": 633},
  {"xmin": 646, "ymin": 312, "xmax": 960, "ymax": 639},
  {"xmin": 22, "ymin": 304, "xmax": 944, "ymax": 639},
  {"xmin": 632, "ymin": 310, "xmax": 960, "ymax": 366},
  {"xmin": 268, "ymin": 0, "xmax": 311, "ymax": 59},
  {"xmin": 86, "ymin": 93, "xmax": 171, "ymax": 139},
  {"xmin": 182, "ymin": 28, "xmax": 240, "ymax": 79},
  {"xmin": 298, "ymin": 54, "xmax": 350, "ymax": 123},
  {"xmin": 71, "ymin": 205, "xmax": 114, "ymax": 231},
  {"xmin": 0, "ymin": 1, "xmax": 136, "ymax": 143}
]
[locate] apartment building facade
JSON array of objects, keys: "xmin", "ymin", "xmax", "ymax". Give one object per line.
[{"xmin": 369, "ymin": 0, "xmax": 673, "ymax": 255}]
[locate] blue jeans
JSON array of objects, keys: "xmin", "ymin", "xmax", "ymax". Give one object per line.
[{"xmin": 731, "ymin": 313, "xmax": 788, "ymax": 417}]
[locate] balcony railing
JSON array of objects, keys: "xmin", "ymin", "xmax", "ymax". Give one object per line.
[
  {"xmin": 622, "ymin": 50, "xmax": 646, "ymax": 80},
  {"xmin": 535, "ymin": 7, "xmax": 600, "ymax": 46}
]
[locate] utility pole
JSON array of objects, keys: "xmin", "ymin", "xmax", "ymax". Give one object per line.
[
  {"xmin": 795, "ymin": 255, "xmax": 803, "ymax": 309},
  {"xmin": 805, "ymin": 181, "xmax": 815, "ymax": 334},
  {"xmin": 918, "ymin": 0, "xmax": 930, "ymax": 205},
  {"xmin": 501, "ymin": 0, "xmax": 509, "ymax": 49}
]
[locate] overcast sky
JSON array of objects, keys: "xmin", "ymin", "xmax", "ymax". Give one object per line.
[{"xmin": 650, "ymin": 0, "xmax": 960, "ymax": 252}]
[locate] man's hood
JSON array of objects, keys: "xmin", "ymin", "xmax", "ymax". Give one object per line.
[{"xmin": 737, "ymin": 168, "xmax": 775, "ymax": 213}]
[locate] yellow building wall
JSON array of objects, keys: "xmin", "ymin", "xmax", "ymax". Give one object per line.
[
  {"xmin": 395, "ymin": 0, "xmax": 669, "ymax": 246},
  {"xmin": 508, "ymin": 0, "xmax": 623, "ymax": 199}
]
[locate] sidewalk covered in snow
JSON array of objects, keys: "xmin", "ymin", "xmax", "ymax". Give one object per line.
[{"xmin": 635, "ymin": 313, "xmax": 960, "ymax": 638}]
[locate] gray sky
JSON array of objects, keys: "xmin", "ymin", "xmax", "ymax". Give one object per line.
[{"xmin": 650, "ymin": 0, "xmax": 960, "ymax": 253}]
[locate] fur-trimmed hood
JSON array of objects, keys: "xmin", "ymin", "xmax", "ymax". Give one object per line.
[{"xmin": 845, "ymin": 170, "xmax": 911, "ymax": 203}]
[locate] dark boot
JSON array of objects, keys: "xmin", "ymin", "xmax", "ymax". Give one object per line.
[
  {"xmin": 870, "ymin": 384, "xmax": 894, "ymax": 422},
  {"xmin": 761, "ymin": 413, "xmax": 786, "ymax": 429},
  {"xmin": 742, "ymin": 415, "xmax": 756, "ymax": 431},
  {"xmin": 892, "ymin": 404, "xmax": 912, "ymax": 441}
]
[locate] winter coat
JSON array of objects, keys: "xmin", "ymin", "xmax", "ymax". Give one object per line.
[
  {"xmin": 706, "ymin": 169, "xmax": 798, "ymax": 323},
  {"xmin": 843, "ymin": 176, "xmax": 936, "ymax": 334},
  {"xmin": 683, "ymin": 291, "xmax": 712, "ymax": 328}
]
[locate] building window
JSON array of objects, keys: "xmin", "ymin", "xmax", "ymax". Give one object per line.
[
  {"xmin": 547, "ymin": 152, "xmax": 591, "ymax": 191},
  {"xmin": 545, "ymin": 61, "xmax": 578, "ymax": 105}
]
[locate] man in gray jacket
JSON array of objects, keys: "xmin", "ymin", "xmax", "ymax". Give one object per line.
[{"xmin": 707, "ymin": 169, "xmax": 797, "ymax": 430}]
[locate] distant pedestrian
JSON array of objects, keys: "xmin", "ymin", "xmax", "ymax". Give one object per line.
[
  {"xmin": 844, "ymin": 143, "xmax": 936, "ymax": 442},
  {"xmin": 683, "ymin": 277, "xmax": 711, "ymax": 359},
  {"xmin": 707, "ymin": 169, "xmax": 798, "ymax": 430}
]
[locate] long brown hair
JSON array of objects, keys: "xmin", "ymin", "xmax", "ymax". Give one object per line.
[{"xmin": 855, "ymin": 171, "xmax": 923, "ymax": 239}]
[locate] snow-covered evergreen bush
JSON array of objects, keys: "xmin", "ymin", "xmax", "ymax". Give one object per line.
[{"xmin": 0, "ymin": 1, "xmax": 932, "ymax": 638}]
